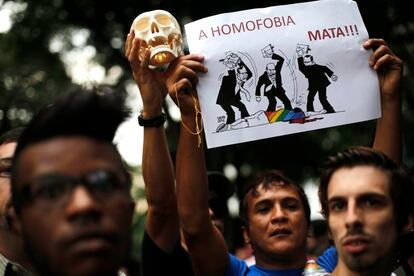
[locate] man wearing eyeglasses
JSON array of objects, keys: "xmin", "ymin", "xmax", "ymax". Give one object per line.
[
  {"xmin": 9, "ymin": 90, "xmax": 135, "ymax": 276},
  {"xmin": 0, "ymin": 128, "xmax": 32, "ymax": 275}
]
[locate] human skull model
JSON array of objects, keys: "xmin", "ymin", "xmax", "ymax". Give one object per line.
[{"xmin": 130, "ymin": 10, "xmax": 183, "ymax": 70}]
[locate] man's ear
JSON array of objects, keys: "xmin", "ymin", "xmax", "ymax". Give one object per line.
[
  {"xmin": 242, "ymin": 226, "xmax": 250, "ymax": 245},
  {"xmin": 401, "ymin": 215, "xmax": 414, "ymax": 235},
  {"xmin": 6, "ymin": 204, "xmax": 22, "ymax": 236}
]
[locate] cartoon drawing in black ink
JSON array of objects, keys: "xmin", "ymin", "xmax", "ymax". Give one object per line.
[
  {"xmin": 216, "ymin": 52, "xmax": 252, "ymax": 129},
  {"xmin": 296, "ymin": 44, "xmax": 338, "ymax": 114},
  {"xmin": 256, "ymin": 44, "xmax": 293, "ymax": 112},
  {"xmin": 214, "ymin": 46, "xmax": 326, "ymax": 134}
]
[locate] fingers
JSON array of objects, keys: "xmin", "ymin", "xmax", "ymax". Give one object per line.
[
  {"xmin": 168, "ymin": 54, "xmax": 207, "ymax": 74},
  {"xmin": 369, "ymin": 44, "xmax": 391, "ymax": 68},
  {"xmin": 168, "ymin": 62, "xmax": 201, "ymax": 91},
  {"xmin": 374, "ymin": 53, "xmax": 403, "ymax": 72},
  {"xmin": 125, "ymin": 32, "xmax": 153, "ymax": 82},
  {"xmin": 170, "ymin": 78, "xmax": 199, "ymax": 116},
  {"xmin": 165, "ymin": 55, "xmax": 208, "ymax": 114},
  {"xmin": 139, "ymin": 45, "xmax": 150, "ymax": 69},
  {"xmin": 125, "ymin": 31, "xmax": 147, "ymax": 65},
  {"xmin": 180, "ymin": 59, "xmax": 208, "ymax": 75},
  {"xmin": 363, "ymin": 38, "xmax": 389, "ymax": 65},
  {"xmin": 166, "ymin": 55, "xmax": 207, "ymax": 91},
  {"xmin": 124, "ymin": 33, "xmax": 132, "ymax": 58},
  {"xmin": 129, "ymin": 36, "xmax": 139, "ymax": 62},
  {"xmin": 364, "ymin": 39, "xmax": 403, "ymax": 71},
  {"xmin": 174, "ymin": 78, "xmax": 194, "ymax": 97},
  {"xmin": 363, "ymin": 38, "xmax": 388, "ymax": 50}
]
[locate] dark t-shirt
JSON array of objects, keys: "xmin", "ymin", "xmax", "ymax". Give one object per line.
[{"xmin": 141, "ymin": 231, "xmax": 194, "ymax": 276}]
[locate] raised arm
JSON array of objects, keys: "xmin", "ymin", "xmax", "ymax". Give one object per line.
[
  {"xmin": 125, "ymin": 31, "xmax": 178, "ymax": 252},
  {"xmin": 272, "ymin": 53, "xmax": 284, "ymax": 70},
  {"xmin": 166, "ymin": 55, "xmax": 230, "ymax": 275},
  {"xmin": 297, "ymin": 56, "xmax": 306, "ymax": 74},
  {"xmin": 364, "ymin": 38, "xmax": 403, "ymax": 162}
]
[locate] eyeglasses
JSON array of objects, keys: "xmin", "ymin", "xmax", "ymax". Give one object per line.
[
  {"xmin": 0, "ymin": 158, "xmax": 12, "ymax": 178},
  {"xmin": 15, "ymin": 169, "xmax": 131, "ymax": 208}
]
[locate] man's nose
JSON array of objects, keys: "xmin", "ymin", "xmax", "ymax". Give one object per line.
[
  {"xmin": 65, "ymin": 186, "xmax": 101, "ymax": 222},
  {"xmin": 270, "ymin": 205, "xmax": 287, "ymax": 223},
  {"xmin": 345, "ymin": 201, "xmax": 362, "ymax": 229}
]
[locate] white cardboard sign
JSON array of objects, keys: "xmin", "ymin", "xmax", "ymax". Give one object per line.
[{"xmin": 185, "ymin": 0, "xmax": 380, "ymax": 148}]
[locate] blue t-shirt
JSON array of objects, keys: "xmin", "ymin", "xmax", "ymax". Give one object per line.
[
  {"xmin": 316, "ymin": 246, "xmax": 338, "ymax": 273},
  {"xmin": 226, "ymin": 254, "xmax": 304, "ymax": 276}
]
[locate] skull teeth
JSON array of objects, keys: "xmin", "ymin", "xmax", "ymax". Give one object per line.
[
  {"xmin": 152, "ymin": 44, "xmax": 171, "ymax": 50},
  {"xmin": 149, "ymin": 36, "xmax": 168, "ymax": 47}
]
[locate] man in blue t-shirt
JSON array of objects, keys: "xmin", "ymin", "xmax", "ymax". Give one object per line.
[
  {"xmin": 166, "ymin": 52, "xmax": 318, "ymax": 274},
  {"xmin": 225, "ymin": 170, "xmax": 323, "ymax": 276}
]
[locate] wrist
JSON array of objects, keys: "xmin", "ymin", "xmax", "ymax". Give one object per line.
[
  {"xmin": 141, "ymin": 102, "xmax": 164, "ymax": 118},
  {"xmin": 138, "ymin": 112, "xmax": 167, "ymax": 127},
  {"xmin": 141, "ymin": 109, "xmax": 163, "ymax": 119},
  {"xmin": 381, "ymin": 94, "xmax": 401, "ymax": 108}
]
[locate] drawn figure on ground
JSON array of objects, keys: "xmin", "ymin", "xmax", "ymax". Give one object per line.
[
  {"xmin": 216, "ymin": 52, "xmax": 252, "ymax": 125},
  {"xmin": 297, "ymin": 44, "xmax": 338, "ymax": 113},
  {"xmin": 256, "ymin": 44, "xmax": 293, "ymax": 112}
]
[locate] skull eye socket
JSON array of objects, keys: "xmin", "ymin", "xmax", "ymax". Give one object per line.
[
  {"xmin": 136, "ymin": 17, "xmax": 150, "ymax": 31},
  {"xmin": 155, "ymin": 14, "xmax": 171, "ymax": 26}
]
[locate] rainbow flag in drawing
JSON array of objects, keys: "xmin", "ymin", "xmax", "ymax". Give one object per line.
[{"xmin": 265, "ymin": 108, "xmax": 307, "ymax": 124}]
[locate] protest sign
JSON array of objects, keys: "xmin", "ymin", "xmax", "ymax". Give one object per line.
[{"xmin": 185, "ymin": 0, "xmax": 380, "ymax": 148}]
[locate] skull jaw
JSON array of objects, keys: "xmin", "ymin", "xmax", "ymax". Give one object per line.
[
  {"xmin": 148, "ymin": 44, "xmax": 181, "ymax": 71},
  {"xmin": 150, "ymin": 46, "xmax": 176, "ymax": 65}
]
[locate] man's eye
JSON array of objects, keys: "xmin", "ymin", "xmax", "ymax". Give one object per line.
[
  {"xmin": 285, "ymin": 203, "xmax": 298, "ymax": 211},
  {"xmin": 34, "ymin": 185, "xmax": 65, "ymax": 200},
  {"xmin": 31, "ymin": 176, "xmax": 70, "ymax": 200},
  {"xmin": 88, "ymin": 179, "xmax": 112, "ymax": 192},
  {"xmin": 329, "ymin": 201, "xmax": 345, "ymax": 212},
  {"xmin": 362, "ymin": 198, "xmax": 383, "ymax": 208},
  {"xmin": 256, "ymin": 206, "xmax": 270, "ymax": 213},
  {"xmin": 85, "ymin": 171, "xmax": 121, "ymax": 193}
]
